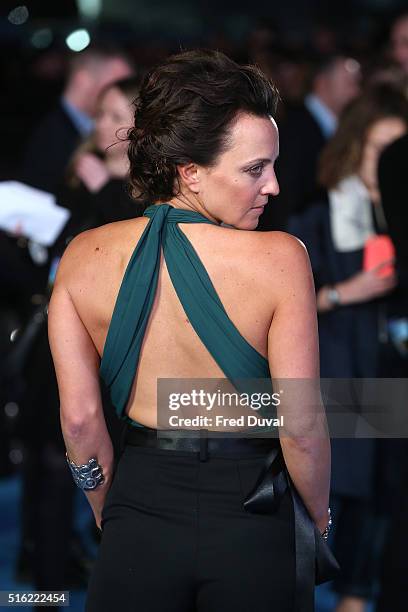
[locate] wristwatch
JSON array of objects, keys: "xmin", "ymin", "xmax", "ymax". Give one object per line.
[
  {"xmin": 66, "ymin": 453, "xmax": 105, "ymax": 490},
  {"xmin": 326, "ymin": 285, "xmax": 341, "ymax": 308}
]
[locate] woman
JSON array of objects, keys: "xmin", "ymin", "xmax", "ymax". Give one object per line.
[
  {"xmin": 48, "ymin": 50, "xmax": 331, "ymax": 612},
  {"xmin": 289, "ymin": 86, "xmax": 407, "ymax": 371},
  {"xmin": 288, "ymin": 85, "xmax": 408, "ymax": 612}
]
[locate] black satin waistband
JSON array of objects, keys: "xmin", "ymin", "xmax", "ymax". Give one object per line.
[{"xmin": 124, "ymin": 425, "xmax": 281, "ymax": 460}]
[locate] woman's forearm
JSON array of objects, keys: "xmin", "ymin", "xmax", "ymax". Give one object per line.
[
  {"xmin": 280, "ymin": 413, "xmax": 331, "ymax": 532},
  {"xmin": 316, "ymin": 284, "xmax": 346, "ymax": 312},
  {"xmin": 317, "ymin": 280, "xmax": 361, "ymax": 312},
  {"xmin": 316, "ymin": 286, "xmax": 334, "ymax": 313},
  {"xmin": 61, "ymin": 407, "xmax": 114, "ymax": 526}
]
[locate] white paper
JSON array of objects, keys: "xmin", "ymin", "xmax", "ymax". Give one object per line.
[{"xmin": 0, "ymin": 181, "xmax": 71, "ymax": 246}]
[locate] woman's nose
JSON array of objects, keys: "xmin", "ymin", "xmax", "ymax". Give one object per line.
[{"xmin": 261, "ymin": 173, "xmax": 280, "ymax": 197}]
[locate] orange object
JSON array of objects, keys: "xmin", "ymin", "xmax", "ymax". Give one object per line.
[{"xmin": 363, "ymin": 235, "xmax": 395, "ymax": 278}]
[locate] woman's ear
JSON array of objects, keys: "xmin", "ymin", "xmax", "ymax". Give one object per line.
[{"xmin": 177, "ymin": 163, "xmax": 200, "ymax": 193}]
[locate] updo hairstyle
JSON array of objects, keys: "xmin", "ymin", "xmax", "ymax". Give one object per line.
[{"xmin": 127, "ymin": 49, "xmax": 279, "ymax": 202}]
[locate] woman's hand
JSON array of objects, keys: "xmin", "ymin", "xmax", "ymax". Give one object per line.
[
  {"xmin": 84, "ymin": 482, "xmax": 110, "ymax": 531},
  {"xmin": 337, "ymin": 259, "xmax": 397, "ymax": 304},
  {"xmin": 75, "ymin": 153, "xmax": 110, "ymax": 193}
]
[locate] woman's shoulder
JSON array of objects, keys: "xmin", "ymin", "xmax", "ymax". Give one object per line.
[
  {"xmin": 54, "ymin": 216, "xmax": 149, "ymax": 287},
  {"xmin": 252, "ymin": 230, "xmax": 316, "ymax": 308},
  {"xmin": 256, "ymin": 229, "xmax": 309, "ymax": 259},
  {"xmin": 66, "ymin": 215, "xmax": 146, "ymax": 245},
  {"xmin": 209, "ymin": 226, "xmax": 310, "ymax": 272},
  {"xmin": 252, "ymin": 230, "xmax": 313, "ymax": 288}
]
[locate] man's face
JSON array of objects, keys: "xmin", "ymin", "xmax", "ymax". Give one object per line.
[
  {"xmin": 94, "ymin": 58, "xmax": 133, "ymax": 96},
  {"xmin": 83, "ymin": 57, "xmax": 133, "ymax": 116},
  {"xmin": 325, "ymin": 58, "xmax": 361, "ymax": 115},
  {"xmin": 391, "ymin": 16, "xmax": 408, "ymax": 74}
]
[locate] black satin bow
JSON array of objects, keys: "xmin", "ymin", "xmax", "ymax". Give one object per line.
[{"xmin": 243, "ymin": 447, "xmax": 340, "ymax": 612}]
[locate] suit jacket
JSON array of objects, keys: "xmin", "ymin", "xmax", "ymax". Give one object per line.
[
  {"xmin": 258, "ymin": 103, "xmax": 326, "ymax": 232},
  {"xmin": 21, "ymin": 102, "xmax": 81, "ymax": 195},
  {"xmin": 379, "ymin": 134, "xmax": 408, "ymax": 303}
]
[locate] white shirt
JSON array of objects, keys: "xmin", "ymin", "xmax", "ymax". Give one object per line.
[
  {"xmin": 305, "ymin": 94, "xmax": 337, "ymax": 139},
  {"xmin": 329, "ymin": 175, "xmax": 375, "ymax": 252}
]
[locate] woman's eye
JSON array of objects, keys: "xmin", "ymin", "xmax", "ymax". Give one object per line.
[{"xmin": 247, "ymin": 164, "xmax": 264, "ymax": 176}]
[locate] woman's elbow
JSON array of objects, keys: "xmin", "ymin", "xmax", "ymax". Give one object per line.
[
  {"xmin": 280, "ymin": 422, "xmax": 330, "ymax": 454},
  {"xmin": 60, "ymin": 406, "xmax": 98, "ymax": 439}
]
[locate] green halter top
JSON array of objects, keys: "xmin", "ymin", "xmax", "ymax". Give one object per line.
[{"xmin": 99, "ymin": 203, "xmax": 270, "ymax": 427}]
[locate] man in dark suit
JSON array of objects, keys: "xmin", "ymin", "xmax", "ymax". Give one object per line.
[
  {"xmin": 259, "ymin": 54, "xmax": 361, "ymax": 231},
  {"xmin": 21, "ymin": 46, "xmax": 133, "ymax": 195}
]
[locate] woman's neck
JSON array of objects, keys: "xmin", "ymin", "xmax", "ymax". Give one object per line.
[{"xmin": 164, "ymin": 193, "xmax": 222, "ymax": 225}]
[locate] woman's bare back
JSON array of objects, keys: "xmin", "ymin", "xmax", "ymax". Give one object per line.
[{"xmin": 62, "ymin": 215, "xmax": 290, "ymax": 427}]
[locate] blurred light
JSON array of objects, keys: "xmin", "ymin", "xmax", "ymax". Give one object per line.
[
  {"xmin": 28, "ymin": 240, "xmax": 48, "ymax": 265},
  {"xmin": 4, "ymin": 402, "xmax": 19, "ymax": 418},
  {"xmin": 9, "ymin": 448, "xmax": 23, "ymax": 465},
  {"xmin": 8, "ymin": 5, "xmax": 29, "ymax": 25},
  {"xmin": 345, "ymin": 58, "xmax": 360, "ymax": 75},
  {"xmin": 31, "ymin": 28, "xmax": 53, "ymax": 49},
  {"xmin": 77, "ymin": 0, "xmax": 102, "ymax": 20},
  {"xmin": 65, "ymin": 28, "xmax": 91, "ymax": 52},
  {"xmin": 10, "ymin": 328, "xmax": 19, "ymax": 343}
]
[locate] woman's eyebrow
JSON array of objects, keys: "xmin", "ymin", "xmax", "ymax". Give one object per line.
[{"xmin": 242, "ymin": 157, "xmax": 272, "ymax": 166}]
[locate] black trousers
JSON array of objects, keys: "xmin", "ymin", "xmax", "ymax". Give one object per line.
[{"xmin": 86, "ymin": 442, "xmax": 296, "ymax": 611}]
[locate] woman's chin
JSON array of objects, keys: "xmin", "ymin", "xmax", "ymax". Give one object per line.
[{"xmin": 235, "ymin": 219, "xmax": 260, "ymax": 231}]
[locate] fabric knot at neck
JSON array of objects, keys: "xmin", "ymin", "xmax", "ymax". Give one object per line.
[{"xmin": 143, "ymin": 202, "xmax": 220, "ymax": 226}]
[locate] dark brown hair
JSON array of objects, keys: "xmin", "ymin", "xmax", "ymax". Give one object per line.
[
  {"xmin": 127, "ymin": 49, "xmax": 279, "ymax": 202},
  {"xmin": 319, "ymin": 84, "xmax": 408, "ymax": 189}
]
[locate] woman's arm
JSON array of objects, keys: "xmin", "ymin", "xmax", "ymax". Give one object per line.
[
  {"xmin": 316, "ymin": 261, "xmax": 397, "ymax": 312},
  {"xmin": 48, "ymin": 236, "xmax": 114, "ymax": 529},
  {"xmin": 267, "ymin": 233, "xmax": 331, "ymax": 533}
]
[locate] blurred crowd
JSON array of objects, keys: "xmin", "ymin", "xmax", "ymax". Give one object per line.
[{"xmin": 1, "ymin": 7, "xmax": 408, "ymax": 612}]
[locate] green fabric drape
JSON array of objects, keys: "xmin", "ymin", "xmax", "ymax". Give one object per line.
[{"xmin": 100, "ymin": 203, "xmax": 270, "ymax": 426}]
